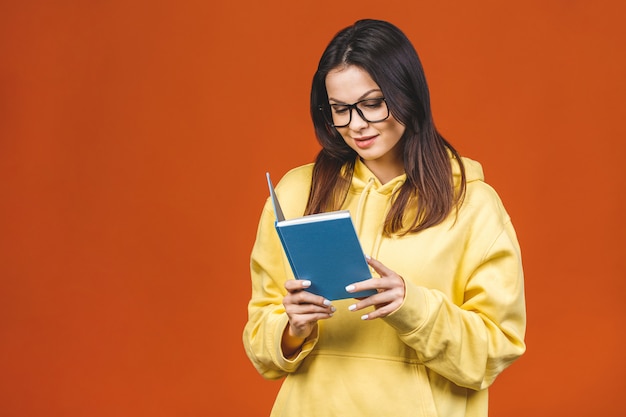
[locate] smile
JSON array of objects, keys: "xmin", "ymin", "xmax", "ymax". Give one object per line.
[{"xmin": 353, "ymin": 135, "xmax": 377, "ymax": 149}]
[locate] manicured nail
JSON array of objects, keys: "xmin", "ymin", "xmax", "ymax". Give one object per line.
[
  {"xmin": 348, "ymin": 304, "xmax": 357, "ymax": 311},
  {"xmin": 330, "ymin": 306, "xmax": 336, "ymax": 312},
  {"xmin": 302, "ymin": 280, "xmax": 311, "ymax": 287},
  {"xmin": 365, "ymin": 254, "xmax": 371, "ymax": 260},
  {"xmin": 361, "ymin": 314, "xmax": 369, "ymax": 320},
  {"xmin": 323, "ymin": 299, "xmax": 331, "ymax": 306},
  {"xmin": 345, "ymin": 284, "xmax": 355, "ymax": 292}
]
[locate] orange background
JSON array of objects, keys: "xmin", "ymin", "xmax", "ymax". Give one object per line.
[{"xmin": 1, "ymin": 1, "xmax": 624, "ymax": 416}]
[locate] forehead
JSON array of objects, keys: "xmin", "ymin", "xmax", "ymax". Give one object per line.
[{"xmin": 325, "ymin": 66, "xmax": 381, "ymax": 102}]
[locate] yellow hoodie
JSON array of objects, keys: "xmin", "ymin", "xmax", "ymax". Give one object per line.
[{"xmin": 243, "ymin": 157, "xmax": 526, "ymax": 417}]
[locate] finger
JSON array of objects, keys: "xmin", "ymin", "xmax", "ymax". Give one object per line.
[
  {"xmin": 347, "ymin": 288, "xmax": 395, "ymax": 310},
  {"xmin": 284, "ymin": 279, "xmax": 312, "ymax": 293},
  {"xmin": 285, "ymin": 293, "xmax": 331, "ymax": 309},
  {"xmin": 287, "ymin": 305, "xmax": 336, "ymax": 318},
  {"xmin": 285, "ymin": 303, "xmax": 336, "ymax": 325},
  {"xmin": 284, "ymin": 291, "xmax": 334, "ymax": 311},
  {"xmin": 345, "ymin": 277, "xmax": 389, "ymax": 295},
  {"xmin": 350, "ymin": 294, "xmax": 403, "ymax": 319},
  {"xmin": 366, "ymin": 257, "xmax": 395, "ymax": 277},
  {"xmin": 361, "ymin": 302, "xmax": 401, "ymax": 320}
]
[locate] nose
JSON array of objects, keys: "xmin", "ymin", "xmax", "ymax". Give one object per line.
[{"xmin": 348, "ymin": 107, "xmax": 368, "ymax": 130}]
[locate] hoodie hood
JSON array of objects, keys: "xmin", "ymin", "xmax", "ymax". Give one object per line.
[
  {"xmin": 352, "ymin": 153, "xmax": 485, "ymax": 194},
  {"xmin": 352, "ymin": 154, "xmax": 485, "ymax": 190},
  {"xmin": 455, "ymin": 154, "xmax": 484, "ymax": 185},
  {"xmin": 352, "ymin": 158, "xmax": 407, "ymax": 195},
  {"xmin": 349, "ymin": 155, "xmax": 485, "ymax": 250},
  {"xmin": 351, "ymin": 159, "xmax": 406, "ymax": 242}
]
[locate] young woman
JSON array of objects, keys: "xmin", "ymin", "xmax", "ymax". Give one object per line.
[{"xmin": 243, "ymin": 19, "xmax": 526, "ymax": 417}]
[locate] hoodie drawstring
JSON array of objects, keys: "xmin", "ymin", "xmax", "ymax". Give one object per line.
[
  {"xmin": 355, "ymin": 176, "xmax": 405, "ymax": 262},
  {"xmin": 369, "ymin": 180, "xmax": 404, "ymax": 260},
  {"xmin": 355, "ymin": 177, "xmax": 375, "ymax": 237}
]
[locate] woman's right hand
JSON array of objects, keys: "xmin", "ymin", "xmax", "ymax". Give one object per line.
[{"xmin": 281, "ymin": 279, "xmax": 335, "ymax": 357}]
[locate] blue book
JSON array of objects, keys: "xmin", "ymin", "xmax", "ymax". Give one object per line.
[{"xmin": 266, "ymin": 173, "xmax": 376, "ymax": 301}]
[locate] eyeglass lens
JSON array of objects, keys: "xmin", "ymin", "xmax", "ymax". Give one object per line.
[{"xmin": 329, "ymin": 98, "xmax": 389, "ymax": 127}]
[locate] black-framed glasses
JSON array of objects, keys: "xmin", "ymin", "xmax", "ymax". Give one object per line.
[{"xmin": 319, "ymin": 97, "xmax": 390, "ymax": 128}]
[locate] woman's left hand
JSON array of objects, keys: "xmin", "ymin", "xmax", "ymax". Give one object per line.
[{"xmin": 346, "ymin": 257, "xmax": 406, "ymax": 320}]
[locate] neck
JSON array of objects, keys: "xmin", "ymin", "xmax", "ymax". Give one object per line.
[{"xmin": 361, "ymin": 157, "xmax": 404, "ymax": 184}]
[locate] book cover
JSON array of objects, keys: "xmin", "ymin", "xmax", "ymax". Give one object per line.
[{"xmin": 266, "ymin": 173, "xmax": 376, "ymax": 301}]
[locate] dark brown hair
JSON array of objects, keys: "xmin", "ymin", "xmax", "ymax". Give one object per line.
[{"xmin": 307, "ymin": 19, "xmax": 466, "ymax": 235}]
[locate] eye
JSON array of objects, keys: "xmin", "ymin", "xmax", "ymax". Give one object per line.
[
  {"xmin": 361, "ymin": 98, "xmax": 384, "ymax": 109},
  {"xmin": 331, "ymin": 105, "xmax": 350, "ymax": 114}
]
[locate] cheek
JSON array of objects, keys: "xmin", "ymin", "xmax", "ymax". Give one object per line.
[
  {"xmin": 382, "ymin": 121, "xmax": 406, "ymax": 143},
  {"xmin": 336, "ymin": 129, "xmax": 353, "ymax": 144},
  {"xmin": 395, "ymin": 126, "xmax": 407, "ymax": 141},
  {"xmin": 393, "ymin": 121, "xmax": 407, "ymax": 140}
]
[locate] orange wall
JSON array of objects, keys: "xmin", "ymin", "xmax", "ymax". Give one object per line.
[{"xmin": 1, "ymin": 1, "xmax": 624, "ymax": 416}]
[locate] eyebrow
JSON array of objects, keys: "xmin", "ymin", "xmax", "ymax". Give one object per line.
[{"xmin": 328, "ymin": 89, "xmax": 383, "ymax": 104}]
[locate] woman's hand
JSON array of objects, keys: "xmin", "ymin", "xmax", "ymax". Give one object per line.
[
  {"xmin": 345, "ymin": 257, "xmax": 406, "ymax": 320},
  {"xmin": 281, "ymin": 279, "xmax": 335, "ymax": 357}
]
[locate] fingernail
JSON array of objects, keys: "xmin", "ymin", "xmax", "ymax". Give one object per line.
[
  {"xmin": 345, "ymin": 284, "xmax": 355, "ymax": 292},
  {"xmin": 302, "ymin": 280, "xmax": 311, "ymax": 287},
  {"xmin": 330, "ymin": 306, "xmax": 336, "ymax": 312},
  {"xmin": 323, "ymin": 299, "xmax": 331, "ymax": 306},
  {"xmin": 361, "ymin": 314, "xmax": 369, "ymax": 320},
  {"xmin": 365, "ymin": 254, "xmax": 371, "ymax": 260},
  {"xmin": 348, "ymin": 304, "xmax": 357, "ymax": 311}
]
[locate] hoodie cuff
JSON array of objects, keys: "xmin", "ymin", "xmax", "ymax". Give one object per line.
[
  {"xmin": 273, "ymin": 314, "xmax": 319, "ymax": 372},
  {"xmin": 383, "ymin": 280, "xmax": 430, "ymax": 336}
]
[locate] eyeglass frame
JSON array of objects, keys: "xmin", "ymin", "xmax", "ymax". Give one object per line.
[{"xmin": 318, "ymin": 97, "xmax": 390, "ymax": 128}]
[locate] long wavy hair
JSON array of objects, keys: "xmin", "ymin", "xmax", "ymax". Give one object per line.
[{"xmin": 306, "ymin": 19, "xmax": 466, "ymax": 236}]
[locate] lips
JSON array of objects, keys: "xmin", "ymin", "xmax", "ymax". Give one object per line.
[{"xmin": 353, "ymin": 135, "xmax": 377, "ymax": 149}]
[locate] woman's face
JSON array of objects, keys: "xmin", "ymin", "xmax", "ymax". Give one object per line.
[{"xmin": 325, "ymin": 65, "xmax": 406, "ymax": 183}]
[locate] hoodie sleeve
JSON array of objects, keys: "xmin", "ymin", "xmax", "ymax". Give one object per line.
[
  {"xmin": 242, "ymin": 168, "xmax": 319, "ymax": 379},
  {"xmin": 383, "ymin": 187, "xmax": 526, "ymax": 391}
]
